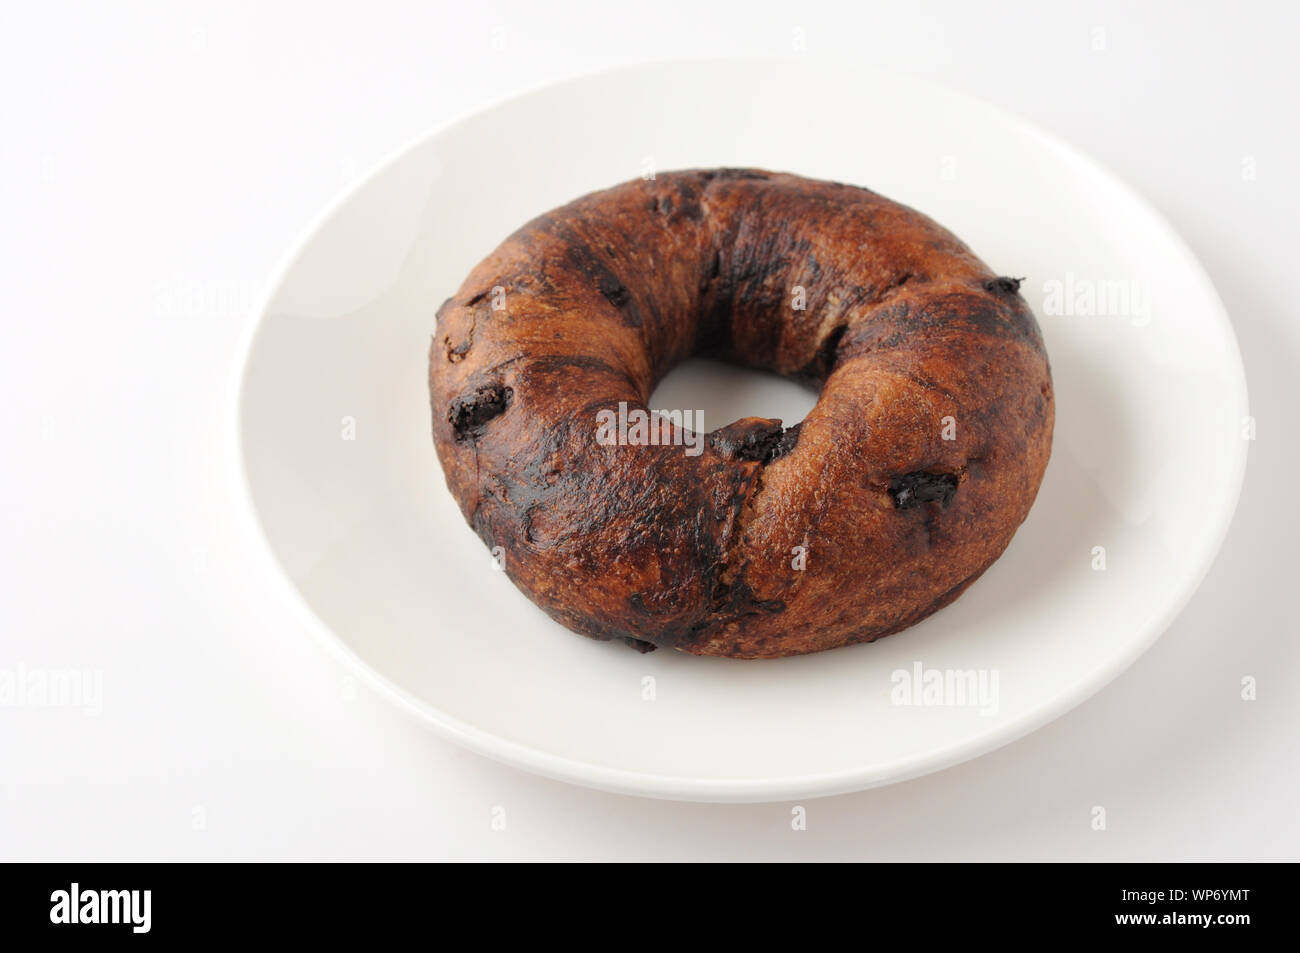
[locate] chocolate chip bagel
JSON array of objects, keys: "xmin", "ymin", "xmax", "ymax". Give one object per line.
[{"xmin": 429, "ymin": 169, "xmax": 1053, "ymax": 658}]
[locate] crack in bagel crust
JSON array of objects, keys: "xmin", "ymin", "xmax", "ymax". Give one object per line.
[{"xmin": 428, "ymin": 169, "xmax": 1055, "ymax": 659}]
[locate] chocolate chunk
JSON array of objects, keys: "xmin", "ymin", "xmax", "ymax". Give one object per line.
[
  {"xmin": 709, "ymin": 417, "xmax": 793, "ymax": 464},
  {"xmin": 449, "ymin": 383, "xmax": 512, "ymax": 441},
  {"xmin": 983, "ymin": 276, "xmax": 1024, "ymax": 295}
]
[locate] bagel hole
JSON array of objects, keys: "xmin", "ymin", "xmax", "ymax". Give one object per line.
[{"xmin": 648, "ymin": 357, "xmax": 818, "ymax": 435}]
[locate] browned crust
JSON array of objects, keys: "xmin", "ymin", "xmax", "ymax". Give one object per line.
[{"xmin": 429, "ymin": 169, "xmax": 1054, "ymax": 658}]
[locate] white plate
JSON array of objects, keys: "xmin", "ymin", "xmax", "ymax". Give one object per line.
[{"xmin": 232, "ymin": 58, "xmax": 1248, "ymax": 802}]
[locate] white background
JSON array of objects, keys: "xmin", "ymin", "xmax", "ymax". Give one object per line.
[{"xmin": 2, "ymin": 0, "xmax": 1296, "ymax": 860}]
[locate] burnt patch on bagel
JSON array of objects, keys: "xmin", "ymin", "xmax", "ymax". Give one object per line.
[
  {"xmin": 597, "ymin": 275, "xmax": 631, "ymax": 308},
  {"xmin": 716, "ymin": 225, "xmax": 801, "ymax": 367},
  {"xmin": 559, "ymin": 234, "xmax": 644, "ymax": 328},
  {"xmin": 699, "ymin": 168, "xmax": 771, "ymax": 182},
  {"xmin": 704, "ymin": 574, "xmax": 786, "ymax": 625},
  {"xmin": 672, "ymin": 181, "xmax": 704, "ymax": 222},
  {"xmin": 526, "ymin": 354, "xmax": 627, "ymax": 379},
  {"xmin": 696, "ymin": 248, "xmax": 736, "ymax": 355},
  {"xmin": 965, "ymin": 299, "xmax": 1042, "ymax": 347},
  {"xmin": 800, "ymin": 323, "xmax": 849, "ymax": 380},
  {"xmin": 889, "ymin": 290, "xmax": 1043, "ymax": 350},
  {"xmin": 698, "ymin": 247, "xmax": 723, "ymax": 297},
  {"xmin": 799, "ymin": 250, "xmax": 824, "ymax": 285},
  {"xmin": 449, "ymin": 383, "xmax": 513, "ymax": 441},
  {"xmin": 522, "ymin": 358, "xmax": 634, "ymax": 408},
  {"xmin": 724, "ymin": 583, "xmax": 785, "ymax": 617},
  {"xmin": 901, "ymin": 370, "xmax": 958, "ymax": 402},
  {"xmin": 888, "ymin": 471, "xmax": 959, "ymax": 510}
]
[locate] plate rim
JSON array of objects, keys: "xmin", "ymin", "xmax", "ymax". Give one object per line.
[{"xmin": 228, "ymin": 55, "xmax": 1250, "ymax": 803}]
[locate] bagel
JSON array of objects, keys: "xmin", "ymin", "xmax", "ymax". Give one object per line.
[{"xmin": 429, "ymin": 169, "xmax": 1053, "ymax": 659}]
